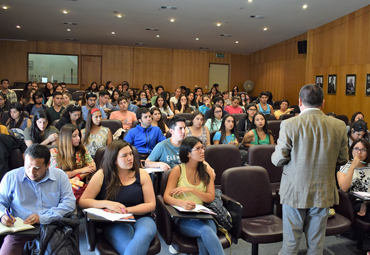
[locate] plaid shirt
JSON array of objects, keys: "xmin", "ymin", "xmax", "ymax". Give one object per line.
[{"xmin": 5, "ymin": 89, "xmax": 17, "ymax": 104}]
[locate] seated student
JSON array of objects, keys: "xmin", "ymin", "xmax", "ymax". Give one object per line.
[
  {"xmin": 150, "ymin": 107, "xmax": 169, "ymax": 134},
  {"xmin": 225, "ymin": 96, "xmax": 243, "ymax": 114},
  {"xmin": 348, "ymin": 120, "xmax": 368, "ymax": 147},
  {"xmin": 223, "ymin": 90, "xmax": 231, "ymax": 106},
  {"xmin": 0, "ymin": 79, "xmax": 17, "ymax": 104},
  {"xmin": 24, "ymin": 91, "xmax": 47, "ymax": 118},
  {"xmin": 0, "ymin": 144, "xmax": 75, "ymax": 254},
  {"xmin": 24, "ymin": 109, "xmax": 59, "ymax": 147},
  {"xmin": 110, "ymin": 96, "xmax": 137, "ymax": 130},
  {"xmin": 185, "ymin": 111, "xmax": 210, "ymax": 146},
  {"xmin": 150, "ymin": 85, "xmax": 164, "ymax": 105},
  {"xmin": 239, "ymin": 93, "xmax": 249, "ymax": 110},
  {"xmin": 274, "ymin": 100, "xmax": 294, "ymax": 120},
  {"xmin": 204, "ymin": 97, "xmax": 228, "ymax": 120},
  {"xmin": 180, "ymin": 85, "xmax": 187, "ymax": 95},
  {"xmin": 0, "ymin": 93, "xmax": 8, "ymax": 121},
  {"xmin": 256, "ymin": 91, "xmax": 274, "ymax": 116},
  {"xmin": 82, "ymin": 108, "xmax": 112, "ymax": 158},
  {"xmin": 242, "ymin": 113, "xmax": 275, "ymax": 147},
  {"xmin": 124, "ymin": 108, "xmax": 166, "ymax": 159},
  {"xmin": 81, "ymin": 92, "xmax": 107, "ymax": 121},
  {"xmin": 145, "ymin": 116, "xmax": 186, "ymax": 171},
  {"xmin": 50, "ymin": 124, "xmax": 96, "ymax": 203},
  {"xmin": 22, "ymin": 88, "xmax": 36, "ymax": 107},
  {"xmin": 194, "ymin": 87, "xmax": 204, "ymax": 106},
  {"xmin": 87, "ymin": 82, "xmax": 99, "ymax": 92},
  {"xmin": 198, "ymin": 95, "xmax": 212, "ymax": 115},
  {"xmin": 170, "ymin": 88, "xmax": 182, "ymax": 112},
  {"xmin": 42, "ymin": 81, "xmax": 54, "ymax": 100},
  {"xmin": 105, "ymin": 81, "xmax": 115, "ymax": 96},
  {"xmin": 56, "ymin": 104, "xmax": 86, "ymax": 130},
  {"xmin": 62, "ymin": 92, "xmax": 75, "ymax": 108},
  {"xmin": 19, "ymin": 81, "xmax": 32, "ymax": 104},
  {"xmin": 205, "ymin": 105, "xmax": 224, "ymax": 132},
  {"xmin": 96, "ymin": 89, "xmax": 115, "ymax": 114},
  {"xmin": 46, "ymin": 92, "xmax": 65, "ymax": 122},
  {"xmin": 136, "ymin": 90, "xmax": 152, "ymax": 108},
  {"xmin": 151, "ymin": 95, "xmax": 174, "ymax": 119},
  {"xmin": 347, "ymin": 112, "xmax": 366, "ymax": 133},
  {"xmin": 187, "ymin": 91, "xmax": 198, "ymax": 111},
  {"xmin": 237, "ymin": 103, "xmax": 257, "ymax": 136},
  {"xmin": 337, "ymin": 138, "xmax": 370, "ymax": 219},
  {"xmin": 110, "ymin": 89, "xmax": 122, "ymax": 106},
  {"xmin": 5, "ymin": 103, "xmax": 32, "ymax": 137},
  {"xmin": 163, "ymin": 137, "xmax": 223, "ymax": 255},
  {"xmin": 79, "ymin": 140, "xmax": 156, "ymax": 255},
  {"xmin": 128, "ymin": 88, "xmax": 137, "ymax": 105},
  {"xmin": 45, "ymin": 84, "xmax": 63, "ymax": 107},
  {"xmin": 174, "ymin": 95, "xmax": 193, "ymax": 114}
]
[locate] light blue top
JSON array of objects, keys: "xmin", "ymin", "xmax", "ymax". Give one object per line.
[
  {"xmin": 205, "ymin": 118, "xmax": 222, "ymax": 131},
  {"xmin": 258, "ymin": 103, "xmax": 271, "ymax": 114},
  {"xmin": 0, "ymin": 167, "xmax": 76, "ymax": 224},
  {"xmin": 82, "ymin": 105, "xmax": 107, "ymax": 121},
  {"xmin": 148, "ymin": 138, "xmax": 181, "ymax": 168},
  {"xmin": 213, "ymin": 131, "xmax": 233, "ymax": 144},
  {"xmin": 198, "ymin": 105, "xmax": 210, "ymax": 115}
]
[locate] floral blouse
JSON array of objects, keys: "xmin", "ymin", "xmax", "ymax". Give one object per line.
[
  {"xmin": 339, "ymin": 161, "xmax": 370, "ymax": 192},
  {"xmin": 81, "ymin": 126, "xmax": 109, "ymax": 158}
]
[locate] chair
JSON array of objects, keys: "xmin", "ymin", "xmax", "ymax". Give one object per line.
[
  {"xmin": 232, "ymin": 113, "xmax": 247, "ymax": 124},
  {"xmin": 132, "ymin": 120, "xmax": 140, "ymax": 128},
  {"xmin": 272, "ymin": 101, "xmax": 282, "ymax": 110},
  {"xmin": 72, "ymin": 91, "xmax": 85, "ymax": 102},
  {"xmin": 101, "ymin": 120, "xmax": 123, "ymax": 135},
  {"xmin": 12, "ymin": 88, "xmax": 24, "ymax": 101},
  {"xmin": 8, "ymin": 148, "xmax": 24, "ymax": 170},
  {"xmin": 280, "ymin": 114, "xmax": 294, "ymax": 120},
  {"xmin": 336, "ymin": 115, "xmax": 349, "ymax": 125},
  {"xmin": 52, "ymin": 119, "xmax": 59, "ymax": 127},
  {"xmin": 248, "ymin": 145, "xmax": 282, "ymax": 199},
  {"xmin": 174, "ymin": 113, "xmax": 192, "ymax": 120},
  {"xmin": 267, "ymin": 120, "xmax": 282, "ymax": 143},
  {"xmin": 205, "ymin": 145, "xmax": 241, "ymax": 189},
  {"xmin": 84, "ymin": 212, "xmax": 161, "ymax": 255},
  {"xmin": 156, "ymin": 170, "xmax": 242, "ymax": 254},
  {"xmin": 221, "ymin": 166, "xmax": 283, "ymax": 255},
  {"xmin": 209, "ymin": 130, "xmax": 217, "ymax": 145},
  {"xmin": 161, "ymin": 113, "xmax": 168, "ymax": 126}
]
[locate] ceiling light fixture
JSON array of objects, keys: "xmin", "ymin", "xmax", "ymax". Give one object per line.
[
  {"xmin": 235, "ymin": 41, "xmax": 239, "ymax": 43},
  {"xmin": 303, "ymin": 4, "xmax": 308, "ymax": 9},
  {"xmin": 156, "ymin": 35, "xmax": 160, "ymax": 38},
  {"xmin": 263, "ymin": 27, "xmax": 268, "ymax": 31},
  {"xmin": 2, "ymin": 6, "xmax": 8, "ymax": 10},
  {"xmin": 248, "ymin": 0, "xmax": 253, "ymax": 2},
  {"xmin": 195, "ymin": 38, "xmax": 199, "ymax": 40},
  {"xmin": 67, "ymin": 29, "xmax": 71, "ymax": 32},
  {"xmin": 216, "ymin": 23, "xmax": 221, "ymax": 27},
  {"xmin": 111, "ymin": 32, "xmax": 115, "ymax": 35},
  {"xmin": 62, "ymin": 10, "xmax": 68, "ymax": 14},
  {"xmin": 117, "ymin": 14, "xmax": 122, "ymax": 18},
  {"xmin": 16, "ymin": 25, "xmax": 21, "ymax": 29},
  {"xmin": 170, "ymin": 18, "xmax": 175, "ymax": 22}
]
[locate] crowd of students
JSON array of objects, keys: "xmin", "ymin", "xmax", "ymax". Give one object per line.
[{"xmin": 1, "ymin": 78, "xmax": 370, "ymax": 254}]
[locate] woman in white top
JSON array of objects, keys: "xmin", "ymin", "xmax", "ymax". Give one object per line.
[{"xmin": 152, "ymin": 95, "xmax": 174, "ymax": 119}]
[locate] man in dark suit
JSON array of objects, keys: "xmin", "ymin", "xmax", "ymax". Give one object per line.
[
  {"xmin": 316, "ymin": 77, "xmax": 323, "ymax": 89},
  {"xmin": 328, "ymin": 76, "xmax": 336, "ymax": 94},
  {"xmin": 272, "ymin": 84, "xmax": 348, "ymax": 255},
  {"xmin": 346, "ymin": 78, "xmax": 355, "ymax": 93}
]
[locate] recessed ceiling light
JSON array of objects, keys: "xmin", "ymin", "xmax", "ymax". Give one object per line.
[
  {"xmin": 117, "ymin": 14, "xmax": 122, "ymax": 18},
  {"xmin": 67, "ymin": 29, "xmax": 71, "ymax": 32},
  {"xmin": 170, "ymin": 18, "xmax": 175, "ymax": 22},
  {"xmin": 302, "ymin": 4, "xmax": 308, "ymax": 9},
  {"xmin": 235, "ymin": 41, "xmax": 239, "ymax": 43},
  {"xmin": 195, "ymin": 38, "xmax": 199, "ymax": 41},
  {"xmin": 62, "ymin": 10, "xmax": 68, "ymax": 14},
  {"xmin": 111, "ymin": 32, "xmax": 115, "ymax": 35},
  {"xmin": 16, "ymin": 25, "xmax": 21, "ymax": 29},
  {"xmin": 248, "ymin": 0, "xmax": 253, "ymax": 2},
  {"xmin": 216, "ymin": 23, "xmax": 221, "ymax": 27},
  {"xmin": 263, "ymin": 27, "xmax": 268, "ymax": 31},
  {"xmin": 2, "ymin": 6, "xmax": 8, "ymax": 10},
  {"xmin": 156, "ymin": 35, "xmax": 160, "ymax": 38}
]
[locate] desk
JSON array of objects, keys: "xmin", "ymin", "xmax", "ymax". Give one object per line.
[
  {"xmin": 164, "ymin": 204, "xmax": 214, "ymax": 220},
  {"xmin": 0, "ymin": 224, "xmax": 40, "ymax": 236}
]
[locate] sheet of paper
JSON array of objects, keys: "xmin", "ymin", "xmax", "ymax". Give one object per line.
[{"xmin": 83, "ymin": 208, "xmax": 133, "ymax": 221}]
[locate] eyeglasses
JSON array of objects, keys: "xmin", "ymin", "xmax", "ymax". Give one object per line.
[
  {"xmin": 191, "ymin": 146, "xmax": 207, "ymax": 152},
  {"xmin": 353, "ymin": 148, "xmax": 367, "ymax": 153},
  {"xmin": 248, "ymin": 108, "xmax": 257, "ymax": 111},
  {"xmin": 214, "ymin": 110, "xmax": 222, "ymax": 114}
]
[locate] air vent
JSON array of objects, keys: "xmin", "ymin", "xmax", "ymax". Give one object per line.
[
  {"xmin": 220, "ymin": 34, "xmax": 232, "ymax": 37},
  {"xmin": 63, "ymin": 22, "xmax": 77, "ymax": 25},
  {"xmin": 135, "ymin": 42, "xmax": 147, "ymax": 46},
  {"xmin": 250, "ymin": 15, "xmax": 265, "ymax": 19},
  {"xmin": 199, "ymin": 47, "xmax": 209, "ymax": 50},
  {"xmin": 66, "ymin": 38, "xmax": 77, "ymax": 41},
  {"xmin": 146, "ymin": 28, "xmax": 159, "ymax": 31},
  {"xmin": 160, "ymin": 6, "xmax": 177, "ymax": 10}
]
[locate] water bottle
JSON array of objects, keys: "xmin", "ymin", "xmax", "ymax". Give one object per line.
[{"xmin": 230, "ymin": 134, "xmax": 235, "ymax": 142}]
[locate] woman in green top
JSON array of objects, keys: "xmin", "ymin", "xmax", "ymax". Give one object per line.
[
  {"xmin": 242, "ymin": 112, "xmax": 274, "ymax": 147},
  {"xmin": 205, "ymin": 105, "xmax": 224, "ymax": 132},
  {"xmin": 163, "ymin": 137, "xmax": 223, "ymax": 255}
]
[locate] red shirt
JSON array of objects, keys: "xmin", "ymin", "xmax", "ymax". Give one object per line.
[{"xmin": 225, "ymin": 105, "xmax": 244, "ymax": 114}]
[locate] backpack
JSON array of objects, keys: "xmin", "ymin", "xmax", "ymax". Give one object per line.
[{"xmin": 204, "ymin": 189, "xmax": 232, "ymax": 230}]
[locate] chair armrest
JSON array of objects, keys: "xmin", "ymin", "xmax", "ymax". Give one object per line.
[
  {"xmin": 156, "ymin": 195, "xmax": 174, "ymax": 245},
  {"xmin": 333, "ymin": 190, "xmax": 355, "ymax": 223},
  {"xmin": 276, "ymin": 189, "xmax": 282, "ymax": 218},
  {"xmin": 222, "ymin": 194, "xmax": 243, "ymax": 244},
  {"xmin": 84, "ymin": 211, "xmax": 97, "ymax": 251}
]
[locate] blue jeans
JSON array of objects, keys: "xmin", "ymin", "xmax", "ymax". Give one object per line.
[
  {"xmin": 103, "ymin": 216, "xmax": 156, "ymax": 255},
  {"xmin": 174, "ymin": 218, "xmax": 223, "ymax": 255}
]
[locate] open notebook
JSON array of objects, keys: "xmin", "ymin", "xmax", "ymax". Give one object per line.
[
  {"xmin": 83, "ymin": 208, "xmax": 136, "ymax": 222},
  {"xmin": 0, "ymin": 217, "xmax": 35, "ymax": 235},
  {"xmin": 172, "ymin": 204, "xmax": 216, "ymax": 215}
]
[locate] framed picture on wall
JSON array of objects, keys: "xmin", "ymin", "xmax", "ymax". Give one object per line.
[
  {"xmin": 327, "ymin": 75, "xmax": 336, "ymax": 94},
  {"xmin": 366, "ymin": 74, "xmax": 370, "ymax": 96},
  {"xmin": 345, "ymin": 74, "xmax": 356, "ymax": 95},
  {"xmin": 315, "ymin": 75, "xmax": 323, "ymax": 89}
]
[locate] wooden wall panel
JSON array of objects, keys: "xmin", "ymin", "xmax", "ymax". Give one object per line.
[
  {"xmin": 0, "ymin": 41, "xmax": 37, "ymax": 83},
  {"xmin": 230, "ymin": 54, "xmax": 250, "ymax": 92},
  {"xmin": 81, "ymin": 44, "xmax": 102, "ymax": 56},
  {"xmin": 81, "ymin": 56, "xmax": 102, "ymax": 89},
  {"xmin": 101, "ymin": 45, "xmax": 133, "ymax": 86},
  {"xmin": 171, "ymin": 50, "xmax": 209, "ymax": 91},
  {"xmin": 36, "ymin": 41, "xmax": 80, "ymax": 55},
  {"xmin": 133, "ymin": 48, "xmax": 173, "ymax": 91}
]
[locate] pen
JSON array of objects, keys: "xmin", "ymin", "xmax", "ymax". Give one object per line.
[
  {"xmin": 121, "ymin": 208, "xmax": 126, "ymax": 214},
  {"xmin": 5, "ymin": 209, "xmax": 13, "ymax": 225}
]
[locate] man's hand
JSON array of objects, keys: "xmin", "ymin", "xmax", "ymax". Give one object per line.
[
  {"xmin": 24, "ymin": 213, "xmax": 40, "ymax": 225},
  {"xmin": 1, "ymin": 213, "xmax": 16, "ymax": 227}
]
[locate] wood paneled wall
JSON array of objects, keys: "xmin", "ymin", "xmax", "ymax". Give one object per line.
[
  {"xmin": 306, "ymin": 5, "xmax": 370, "ymax": 119},
  {"xmin": 0, "ymin": 41, "xmax": 249, "ymax": 93}
]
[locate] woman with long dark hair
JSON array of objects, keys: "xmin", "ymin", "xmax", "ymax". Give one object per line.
[
  {"xmin": 56, "ymin": 104, "xmax": 86, "ymax": 130},
  {"xmin": 150, "ymin": 107, "xmax": 169, "ymax": 134},
  {"xmin": 185, "ymin": 111, "xmax": 210, "ymax": 145},
  {"xmin": 43, "ymin": 82, "xmax": 54, "ymax": 99},
  {"xmin": 174, "ymin": 95, "xmax": 193, "ymax": 114},
  {"xmin": 23, "ymin": 88, "xmax": 36, "ymax": 106},
  {"xmin": 128, "ymin": 88, "xmax": 137, "ymax": 104},
  {"xmin": 79, "ymin": 140, "xmax": 156, "ymax": 254},
  {"xmin": 109, "ymin": 89, "xmax": 122, "ymax": 106},
  {"xmin": 205, "ymin": 105, "xmax": 224, "ymax": 132},
  {"xmin": 242, "ymin": 113, "xmax": 274, "ymax": 147},
  {"xmin": 163, "ymin": 137, "xmax": 223, "ymax": 255},
  {"xmin": 347, "ymin": 120, "xmax": 368, "ymax": 147},
  {"xmin": 187, "ymin": 91, "xmax": 198, "ymax": 111},
  {"xmin": 81, "ymin": 108, "xmax": 112, "ymax": 158},
  {"xmin": 152, "ymin": 95, "xmax": 174, "ymax": 119},
  {"xmin": 5, "ymin": 102, "xmax": 31, "ymax": 131},
  {"xmin": 20, "ymin": 81, "xmax": 32, "ymax": 103},
  {"xmin": 0, "ymin": 93, "xmax": 8, "ymax": 120},
  {"xmin": 87, "ymin": 82, "xmax": 99, "ymax": 92},
  {"xmin": 24, "ymin": 109, "xmax": 59, "ymax": 147},
  {"xmin": 136, "ymin": 90, "xmax": 152, "ymax": 108},
  {"xmin": 213, "ymin": 114, "xmax": 240, "ymax": 145}
]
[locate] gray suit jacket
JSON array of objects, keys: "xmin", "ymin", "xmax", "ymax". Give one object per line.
[{"xmin": 271, "ymin": 109, "xmax": 348, "ymax": 208}]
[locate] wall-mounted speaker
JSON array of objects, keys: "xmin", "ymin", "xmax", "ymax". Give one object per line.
[{"xmin": 297, "ymin": 40, "xmax": 307, "ymax": 54}]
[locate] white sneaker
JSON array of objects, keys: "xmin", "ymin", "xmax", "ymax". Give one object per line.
[{"xmin": 169, "ymin": 245, "xmax": 179, "ymax": 254}]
